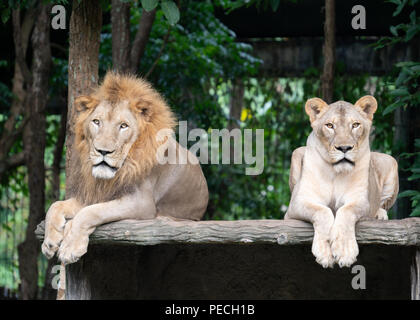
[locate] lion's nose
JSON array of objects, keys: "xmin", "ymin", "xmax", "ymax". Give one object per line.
[
  {"xmin": 96, "ymin": 148, "xmax": 114, "ymax": 156},
  {"xmin": 335, "ymin": 145, "xmax": 353, "ymax": 153}
]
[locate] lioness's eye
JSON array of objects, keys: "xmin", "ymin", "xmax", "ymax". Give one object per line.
[
  {"xmin": 92, "ymin": 119, "xmax": 100, "ymax": 125},
  {"xmin": 325, "ymin": 123, "xmax": 334, "ymax": 129},
  {"xmin": 120, "ymin": 123, "xmax": 128, "ymax": 129},
  {"xmin": 352, "ymin": 122, "xmax": 360, "ymax": 128}
]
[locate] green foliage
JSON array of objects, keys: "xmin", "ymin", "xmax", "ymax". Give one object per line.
[
  {"xmin": 217, "ymin": 0, "xmax": 298, "ymax": 13},
  {"xmin": 375, "ymin": 0, "xmax": 420, "ymax": 217},
  {"xmin": 398, "ymin": 139, "xmax": 420, "ymax": 216},
  {"xmin": 140, "ymin": 0, "xmax": 180, "ymax": 25}
]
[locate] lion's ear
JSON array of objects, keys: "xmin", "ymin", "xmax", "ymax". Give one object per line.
[
  {"xmin": 354, "ymin": 95, "xmax": 377, "ymax": 121},
  {"xmin": 75, "ymin": 95, "xmax": 98, "ymax": 112},
  {"xmin": 305, "ymin": 98, "xmax": 329, "ymax": 123},
  {"xmin": 134, "ymin": 100, "xmax": 153, "ymax": 121}
]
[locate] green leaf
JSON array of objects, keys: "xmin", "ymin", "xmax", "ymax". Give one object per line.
[
  {"xmin": 390, "ymin": 87, "xmax": 410, "ymax": 96},
  {"xmin": 405, "ymin": 24, "xmax": 420, "ymax": 41},
  {"xmin": 1, "ymin": 8, "xmax": 10, "ymax": 24},
  {"xmin": 271, "ymin": 0, "xmax": 280, "ymax": 11},
  {"xmin": 393, "ymin": 0, "xmax": 408, "ymax": 16},
  {"xmin": 141, "ymin": 0, "xmax": 158, "ymax": 12},
  {"xmin": 161, "ymin": 0, "xmax": 180, "ymax": 25},
  {"xmin": 383, "ymin": 100, "xmax": 404, "ymax": 115},
  {"xmin": 409, "ymin": 207, "xmax": 420, "ymax": 217},
  {"xmin": 390, "ymin": 25, "xmax": 399, "ymax": 36},
  {"xmin": 398, "ymin": 190, "xmax": 420, "ymax": 198},
  {"xmin": 408, "ymin": 173, "xmax": 420, "ymax": 180}
]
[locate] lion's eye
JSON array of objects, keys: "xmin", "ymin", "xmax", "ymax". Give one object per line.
[
  {"xmin": 92, "ymin": 119, "xmax": 100, "ymax": 126},
  {"xmin": 120, "ymin": 123, "xmax": 128, "ymax": 129},
  {"xmin": 325, "ymin": 123, "xmax": 334, "ymax": 129},
  {"xmin": 352, "ymin": 122, "xmax": 360, "ymax": 129}
]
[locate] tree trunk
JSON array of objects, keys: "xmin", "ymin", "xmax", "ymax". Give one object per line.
[
  {"xmin": 0, "ymin": 9, "xmax": 35, "ymax": 178},
  {"xmin": 321, "ymin": 0, "xmax": 335, "ymax": 103},
  {"xmin": 18, "ymin": 3, "xmax": 51, "ymax": 300},
  {"xmin": 111, "ymin": 0, "xmax": 131, "ymax": 73},
  {"xmin": 66, "ymin": 0, "xmax": 102, "ymax": 197},
  {"xmin": 62, "ymin": 0, "xmax": 102, "ymax": 300}
]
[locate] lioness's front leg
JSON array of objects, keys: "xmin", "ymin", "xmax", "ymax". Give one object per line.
[
  {"xmin": 42, "ymin": 198, "xmax": 82, "ymax": 259},
  {"xmin": 330, "ymin": 203, "xmax": 363, "ymax": 267},
  {"xmin": 286, "ymin": 200, "xmax": 335, "ymax": 268},
  {"xmin": 58, "ymin": 190, "xmax": 156, "ymax": 264}
]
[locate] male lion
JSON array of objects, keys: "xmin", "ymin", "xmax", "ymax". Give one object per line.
[
  {"xmin": 42, "ymin": 73, "xmax": 209, "ymax": 264},
  {"xmin": 285, "ymin": 96, "xmax": 398, "ymax": 268}
]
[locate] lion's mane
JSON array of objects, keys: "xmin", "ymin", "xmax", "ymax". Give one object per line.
[{"xmin": 68, "ymin": 72, "xmax": 176, "ymax": 205}]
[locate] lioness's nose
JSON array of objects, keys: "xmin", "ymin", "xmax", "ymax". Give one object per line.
[
  {"xmin": 335, "ymin": 145, "xmax": 353, "ymax": 153},
  {"xmin": 96, "ymin": 148, "xmax": 114, "ymax": 156}
]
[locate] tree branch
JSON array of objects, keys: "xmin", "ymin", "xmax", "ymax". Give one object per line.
[
  {"xmin": 144, "ymin": 27, "xmax": 171, "ymax": 79},
  {"xmin": 0, "ymin": 9, "xmax": 36, "ymax": 162},
  {"xmin": 0, "ymin": 151, "xmax": 25, "ymax": 177},
  {"xmin": 12, "ymin": 9, "xmax": 32, "ymax": 84},
  {"xmin": 129, "ymin": 8, "xmax": 157, "ymax": 74}
]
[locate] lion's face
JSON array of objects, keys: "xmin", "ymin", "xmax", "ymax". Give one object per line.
[
  {"xmin": 86, "ymin": 100, "xmax": 139, "ymax": 179},
  {"xmin": 305, "ymin": 96, "xmax": 378, "ymax": 173}
]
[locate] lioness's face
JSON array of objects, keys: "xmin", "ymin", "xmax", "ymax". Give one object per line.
[
  {"xmin": 86, "ymin": 100, "xmax": 139, "ymax": 179},
  {"xmin": 305, "ymin": 96, "xmax": 377, "ymax": 173}
]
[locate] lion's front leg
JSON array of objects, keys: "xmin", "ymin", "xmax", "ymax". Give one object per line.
[
  {"xmin": 42, "ymin": 198, "xmax": 82, "ymax": 259},
  {"xmin": 287, "ymin": 200, "xmax": 335, "ymax": 268},
  {"xmin": 330, "ymin": 204, "xmax": 362, "ymax": 268},
  {"xmin": 58, "ymin": 190, "xmax": 156, "ymax": 264}
]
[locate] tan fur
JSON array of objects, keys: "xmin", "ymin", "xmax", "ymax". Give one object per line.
[
  {"xmin": 285, "ymin": 96, "xmax": 398, "ymax": 268},
  {"xmin": 42, "ymin": 72, "xmax": 209, "ymax": 264},
  {"xmin": 70, "ymin": 72, "xmax": 176, "ymax": 205}
]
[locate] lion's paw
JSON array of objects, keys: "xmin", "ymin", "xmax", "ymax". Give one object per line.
[
  {"xmin": 42, "ymin": 215, "xmax": 66, "ymax": 259},
  {"xmin": 58, "ymin": 222, "xmax": 89, "ymax": 265},
  {"xmin": 42, "ymin": 230, "xmax": 63, "ymax": 259},
  {"xmin": 330, "ymin": 223, "xmax": 359, "ymax": 268},
  {"xmin": 375, "ymin": 208, "xmax": 388, "ymax": 220},
  {"xmin": 312, "ymin": 235, "xmax": 335, "ymax": 268}
]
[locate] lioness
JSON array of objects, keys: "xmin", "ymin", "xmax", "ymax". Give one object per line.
[
  {"xmin": 42, "ymin": 73, "xmax": 209, "ymax": 264},
  {"xmin": 285, "ymin": 96, "xmax": 398, "ymax": 268}
]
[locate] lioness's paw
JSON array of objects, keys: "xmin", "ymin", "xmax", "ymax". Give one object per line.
[
  {"xmin": 312, "ymin": 236, "xmax": 334, "ymax": 268},
  {"xmin": 330, "ymin": 224, "xmax": 359, "ymax": 268},
  {"xmin": 58, "ymin": 222, "xmax": 89, "ymax": 265},
  {"xmin": 375, "ymin": 208, "xmax": 388, "ymax": 220}
]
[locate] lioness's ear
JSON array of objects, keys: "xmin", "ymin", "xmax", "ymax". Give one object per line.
[
  {"xmin": 305, "ymin": 98, "xmax": 329, "ymax": 123},
  {"xmin": 354, "ymin": 95, "xmax": 377, "ymax": 121},
  {"xmin": 75, "ymin": 95, "xmax": 98, "ymax": 112}
]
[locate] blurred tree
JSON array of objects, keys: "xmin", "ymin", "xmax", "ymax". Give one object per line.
[
  {"xmin": 321, "ymin": 0, "xmax": 335, "ymax": 103},
  {"xmin": 12, "ymin": 2, "xmax": 51, "ymax": 300}
]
